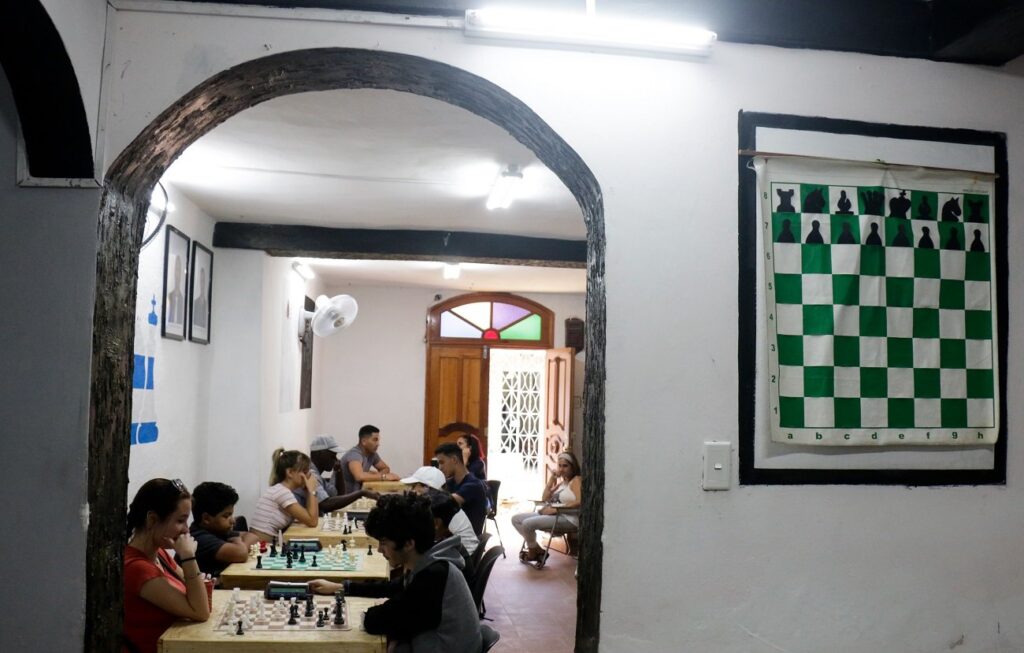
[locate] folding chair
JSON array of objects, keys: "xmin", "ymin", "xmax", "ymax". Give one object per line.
[
  {"xmin": 480, "ymin": 624, "xmax": 501, "ymax": 652},
  {"xmin": 485, "ymin": 479, "xmax": 505, "ymax": 558},
  {"xmin": 519, "ymin": 505, "xmax": 579, "ymax": 570}
]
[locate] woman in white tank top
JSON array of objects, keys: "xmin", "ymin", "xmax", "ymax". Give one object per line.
[{"xmin": 511, "ymin": 451, "xmax": 582, "ymax": 563}]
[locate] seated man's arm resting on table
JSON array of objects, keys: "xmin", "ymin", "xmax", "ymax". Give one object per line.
[
  {"xmin": 309, "ymin": 575, "xmax": 404, "ymax": 600},
  {"xmin": 347, "ymin": 459, "xmax": 399, "ymax": 483}
]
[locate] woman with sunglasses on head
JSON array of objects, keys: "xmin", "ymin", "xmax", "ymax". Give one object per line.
[
  {"xmin": 124, "ymin": 478, "xmax": 210, "ymax": 653},
  {"xmin": 511, "ymin": 451, "xmax": 582, "ymax": 564},
  {"xmin": 248, "ymin": 448, "xmax": 320, "ymax": 542}
]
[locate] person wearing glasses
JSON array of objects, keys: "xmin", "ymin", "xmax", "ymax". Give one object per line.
[
  {"xmin": 124, "ymin": 478, "xmax": 210, "ymax": 653},
  {"xmin": 249, "ymin": 449, "xmax": 320, "ymax": 542},
  {"xmin": 511, "ymin": 451, "xmax": 582, "ymax": 564}
]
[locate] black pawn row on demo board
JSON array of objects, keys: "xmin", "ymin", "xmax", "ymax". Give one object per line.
[{"xmin": 775, "ymin": 218, "xmax": 986, "ymax": 252}]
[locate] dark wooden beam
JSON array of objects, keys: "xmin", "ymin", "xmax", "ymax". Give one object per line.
[
  {"xmin": 213, "ymin": 223, "xmax": 587, "ymax": 267},
  {"xmin": 0, "ymin": 1, "xmax": 94, "ymax": 178},
  {"xmin": 932, "ymin": 0, "xmax": 1024, "ymax": 64}
]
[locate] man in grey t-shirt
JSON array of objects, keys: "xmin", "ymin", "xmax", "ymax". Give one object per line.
[{"xmin": 339, "ymin": 424, "xmax": 399, "ymax": 492}]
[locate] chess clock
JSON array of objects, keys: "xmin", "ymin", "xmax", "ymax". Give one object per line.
[{"xmin": 264, "ymin": 580, "xmax": 312, "ymax": 600}]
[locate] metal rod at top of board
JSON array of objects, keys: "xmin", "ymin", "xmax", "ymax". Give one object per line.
[{"xmin": 737, "ymin": 149, "xmax": 998, "ymax": 179}]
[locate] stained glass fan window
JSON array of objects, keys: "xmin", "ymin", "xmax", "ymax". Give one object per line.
[{"xmin": 439, "ymin": 300, "xmax": 543, "ymax": 341}]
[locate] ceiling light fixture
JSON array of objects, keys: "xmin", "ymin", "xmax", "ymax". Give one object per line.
[
  {"xmin": 292, "ymin": 261, "xmax": 315, "ymax": 280},
  {"xmin": 464, "ymin": 7, "xmax": 716, "ymax": 57},
  {"xmin": 443, "ymin": 263, "xmax": 462, "ymax": 280},
  {"xmin": 486, "ymin": 165, "xmax": 523, "ymax": 210}
]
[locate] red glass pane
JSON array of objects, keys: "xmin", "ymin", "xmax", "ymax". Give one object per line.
[{"xmin": 483, "ymin": 329, "xmax": 500, "ymax": 340}]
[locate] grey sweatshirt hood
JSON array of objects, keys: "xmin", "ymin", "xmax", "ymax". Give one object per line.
[{"xmin": 412, "ymin": 535, "xmax": 465, "ymax": 574}]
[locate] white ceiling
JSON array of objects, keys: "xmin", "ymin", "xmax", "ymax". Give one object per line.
[
  {"xmin": 164, "ymin": 88, "xmax": 584, "ymax": 240},
  {"xmin": 302, "ymin": 258, "xmax": 586, "ymax": 293},
  {"xmin": 164, "ymin": 88, "xmax": 585, "ymax": 294}
]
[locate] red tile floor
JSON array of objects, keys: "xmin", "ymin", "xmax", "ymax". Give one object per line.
[{"xmin": 479, "ymin": 504, "xmax": 577, "ymax": 653}]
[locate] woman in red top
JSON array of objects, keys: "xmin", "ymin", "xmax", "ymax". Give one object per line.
[{"xmin": 124, "ymin": 478, "xmax": 210, "ymax": 653}]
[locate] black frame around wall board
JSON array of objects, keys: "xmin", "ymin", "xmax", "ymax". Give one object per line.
[{"xmin": 737, "ymin": 111, "xmax": 1008, "ymax": 486}]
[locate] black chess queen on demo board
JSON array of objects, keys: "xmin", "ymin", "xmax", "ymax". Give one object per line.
[{"xmin": 124, "ymin": 479, "xmax": 211, "ymax": 653}]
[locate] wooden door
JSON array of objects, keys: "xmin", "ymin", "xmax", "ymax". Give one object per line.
[
  {"xmin": 423, "ymin": 344, "xmax": 489, "ymax": 462},
  {"xmin": 544, "ymin": 347, "xmax": 574, "ymax": 481}
]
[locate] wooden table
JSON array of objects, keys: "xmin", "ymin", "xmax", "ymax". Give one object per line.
[
  {"xmin": 284, "ymin": 516, "xmax": 374, "ymax": 547},
  {"xmin": 361, "ymin": 480, "xmax": 406, "ymax": 494},
  {"xmin": 159, "ymin": 590, "xmax": 385, "ymax": 652},
  {"xmin": 219, "ymin": 551, "xmax": 390, "ymax": 590}
]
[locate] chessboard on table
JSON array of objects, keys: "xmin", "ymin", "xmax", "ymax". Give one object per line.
[
  {"xmin": 159, "ymin": 589, "xmax": 386, "ymax": 652},
  {"xmin": 360, "ymin": 480, "xmax": 406, "ymax": 494},
  {"xmin": 285, "ymin": 513, "xmax": 374, "ymax": 547},
  {"xmin": 219, "ymin": 546, "xmax": 389, "ymax": 590}
]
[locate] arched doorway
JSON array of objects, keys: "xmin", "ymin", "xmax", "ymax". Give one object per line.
[{"xmin": 87, "ymin": 49, "xmax": 606, "ymax": 653}]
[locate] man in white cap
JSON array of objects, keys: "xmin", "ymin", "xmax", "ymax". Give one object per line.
[
  {"xmin": 402, "ymin": 467, "xmax": 479, "ymax": 556},
  {"xmin": 294, "ymin": 434, "xmax": 378, "ymax": 512}
]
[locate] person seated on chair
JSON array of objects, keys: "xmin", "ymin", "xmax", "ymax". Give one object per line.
[
  {"xmin": 309, "ymin": 493, "xmax": 481, "ymax": 653},
  {"xmin": 456, "ymin": 433, "xmax": 487, "ymax": 481},
  {"xmin": 512, "ymin": 451, "xmax": 582, "ymax": 564},
  {"xmin": 124, "ymin": 479, "xmax": 210, "ymax": 653},
  {"xmin": 187, "ymin": 481, "xmax": 260, "ymax": 578},
  {"xmin": 434, "ymin": 442, "xmax": 489, "ymax": 536},
  {"xmin": 294, "ymin": 434, "xmax": 380, "ymax": 512},
  {"xmin": 401, "ymin": 466, "xmax": 478, "ymax": 556},
  {"xmin": 338, "ymin": 424, "xmax": 400, "ymax": 493},
  {"xmin": 248, "ymin": 449, "xmax": 319, "ymax": 542}
]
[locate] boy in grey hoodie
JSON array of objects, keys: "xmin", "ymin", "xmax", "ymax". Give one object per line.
[{"xmin": 309, "ymin": 493, "xmax": 482, "ymax": 653}]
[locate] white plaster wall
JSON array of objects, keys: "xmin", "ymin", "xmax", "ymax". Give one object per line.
[
  {"xmin": 127, "ymin": 183, "xmax": 215, "ymax": 499},
  {"xmin": 83, "ymin": 6, "xmax": 1024, "ymax": 652},
  {"xmin": 0, "ymin": 68, "xmax": 99, "ymax": 651},
  {"xmin": 312, "ymin": 285, "xmax": 585, "ymax": 476},
  {"xmin": 39, "ymin": 0, "xmax": 107, "ymax": 152}
]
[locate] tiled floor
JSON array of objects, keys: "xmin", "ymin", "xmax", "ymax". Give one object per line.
[{"xmin": 480, "ymin": 506, "xmax": 577, "ymax": 653}]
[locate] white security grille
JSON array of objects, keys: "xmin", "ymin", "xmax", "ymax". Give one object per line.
[{"xmin": 487, "ymin": 348, "xmax": 546, "ymax": 499}]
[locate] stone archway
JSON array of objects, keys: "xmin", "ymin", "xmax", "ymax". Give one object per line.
[{"xmin": 87, "ymin": 48, "xmax": 606, "ymax": 653}]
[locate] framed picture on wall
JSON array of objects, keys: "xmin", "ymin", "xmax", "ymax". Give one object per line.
[
  {"xmin": 188, "ymin": 242, "xmax": 213, "ymax": 344},
  {"xmin": 161, "ymin": 225, "xmax": 190, "ymax": 340}
]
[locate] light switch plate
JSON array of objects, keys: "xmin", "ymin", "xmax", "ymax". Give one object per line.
[{"xmin": 702, "ymin": 441, "xmax": 731, "ymax": 490}]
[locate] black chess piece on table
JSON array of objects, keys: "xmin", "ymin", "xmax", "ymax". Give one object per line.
[
  {"xmin": 805, "ymin": 220, "xmax": 824, "ymax": 244},
  {"xmin": 286, "ymin": 552, "xmax": 293, "ymax": 569},
  {"xmin": 269, "ymin": 543, "xmax": 277, "ymax": 557},
  {"xmin": 917, "ymin": 195, "xmax": 933, "ymax": 220},
  {"xmin": 367, "ymin": 543, "xmax": 374, "ymax": 556},
  {"xmin": 305, "ymin": 595, "xmax": 314, "ymax": 617},
  {"xmin": 967, "ymin": 200, "xmax": 985, "ymax": 223},
  {"xmin": 837, "ymin": 222, "xmax": 856, "ymax": 244},
  {"xmin": 236, "ymin": 619, "xmax": 245, "ymax": 635},
  {"xmin": 836, "ymin": 190, "xmax": 853, "ymax": 215},
  {"xmin": 865, "ymin": 223, "xmax": 883, "ymax": 246},
  {"xmin": 776, "ymin": 188, "xmax": 796, "ymax": 213},
  {"xmin": 299, "ymin": 549, "xmax": 306, "ymax": 564},
  {"xmin": 970, "ymin": 229, "xmax": 986, "ymax": 252},
  {"xmin": 311, "ymin": 554, "xmax": 318, "ymax": 568},
  {"xmin": 342, "ymin": 540, "xmax": 348, "ymax": 552},
  {"xmin": 288, "ymin": 604, "xmax": 299, "ymax": 626},
  {"xmin": 777, "ymin": 218, "xmax": 796, "ymax": 243},
  {"xmin": 945, "ymin": 228, "xmax": 962, "ymax": 250},
  {"xmin": 334, "ymin": 592, "xmax": 345, "ymax": 625},
  {"xmin": 803, "ymin": 188, "xmax": 826, "ymax": 213},
  {"xmin": 256, "ymin": 555, "xmax": 262, "ymax": 569},
  {"xmin": 892, "ymin": 224, "xmax": 911, "ymax": 247},
  {"xmin": 918, "ymin": 226, "xmax": 935, "ymax": 249},
  {"xmin": 942, "ymin": 197, "xmax": 962, "ymax": 221}
]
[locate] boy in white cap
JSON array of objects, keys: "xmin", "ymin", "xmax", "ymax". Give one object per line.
[{"xmin": 402, "ymin": 467, "xmax": 479, "ymax": 556}]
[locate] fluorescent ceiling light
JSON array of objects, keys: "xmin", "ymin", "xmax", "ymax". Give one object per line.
[
  {"xmin": 443, "ymin": 263, "xmax": 462, "ymax": 280},
  {"xmin": 292, "ymin": 261, "xmax": 315, "ymax": 280},
  {"xmin": 486, "ymin": 165, "xmax": 523, "ymax": 210},
  {"xmin": 464, "ymin": 8, "xmax": 716, "ymax": 57}
]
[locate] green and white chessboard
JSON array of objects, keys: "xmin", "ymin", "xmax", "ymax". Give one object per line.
[
  {"xmin": 255, "ymin": 552, "xmax": 363, "ymax": 572},
  {"xmin": 759, "ymin": 169, "xmax": 999, "ymax": 446}
]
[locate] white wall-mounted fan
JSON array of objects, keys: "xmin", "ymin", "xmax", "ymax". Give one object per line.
[{"xmin": 299, "ymin": 294, "xmax": 359, "ymax": 339}]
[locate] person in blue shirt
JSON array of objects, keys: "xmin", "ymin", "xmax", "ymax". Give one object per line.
[
  {"xmin": 434, "ymin": 443, "xmax": 488, "ymax": 536},
  {"xmin": 456, "ymin": 433, "xmax": 487, "ymax": 481}
]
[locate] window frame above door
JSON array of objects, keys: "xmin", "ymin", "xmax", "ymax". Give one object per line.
[{"xmin": 427, "ymin": 292, "xmax": 555, "ymax": 349}]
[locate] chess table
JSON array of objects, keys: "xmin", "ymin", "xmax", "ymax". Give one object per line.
[
  {"xmin": 360, "ymin": 480, "xmax": 406, "ymax": 494},
  {"xmin": 285, "ymin": 514, "xmax": 374, "ymax": 547},
  {"xmin": 158, "ymin": 590, "xmax": 385, "ymax": 652},
  {"xmin": 219, "ymin": 549, "xmax": 389, "ymax": 590}
]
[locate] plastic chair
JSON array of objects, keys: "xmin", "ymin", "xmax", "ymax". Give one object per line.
[
  {"xmin": 480, "ymin": 624, "xmax": 501, "ymax": 652},
  {"xmin": 484, "ymin": 479, "xmax": 505, "ymax": 558},
  {"xmin": 471, "ymin": 545, "xmax": 504, "ymax": 619},
  {"xmin": 468, "ymin": 531, "xmax": 492, "ymax": 577}
]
